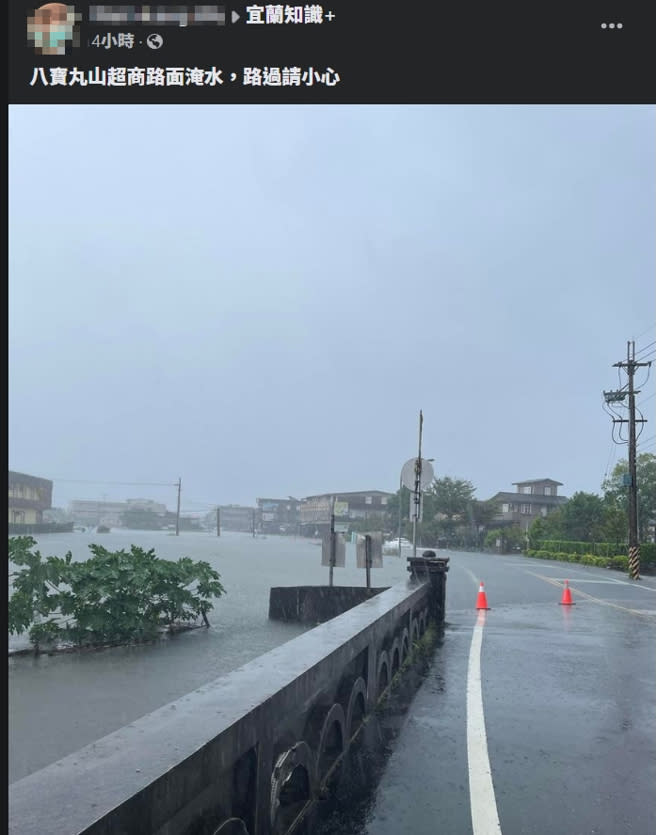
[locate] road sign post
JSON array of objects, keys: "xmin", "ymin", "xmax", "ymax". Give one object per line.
[
  {"xmin": 400, "ymin": 414, "xmax": 434, "ymax": 560},
  {"xmin": 329, "ymin": 496, "xmax": 335, "ymax": 586}
]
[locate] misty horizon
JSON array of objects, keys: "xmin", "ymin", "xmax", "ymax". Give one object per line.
[{"xmin": 9, "ymin": 105, "xmax": 655, "ymax": 512}]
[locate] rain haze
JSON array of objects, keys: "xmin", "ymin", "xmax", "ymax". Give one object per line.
[{"xmin": 8, "ymin": 105, "xmax": 655, "ymax": 511}]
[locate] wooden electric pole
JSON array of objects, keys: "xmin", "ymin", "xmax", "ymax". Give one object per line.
[
  {"xmin": 175, "ymin": 478, "xmax": 181, "ymax": 536},
  {"xmin": 412, "ymin": 410, "xmax": 423, "ymax": 559},
  {"xmin": 365, "ymin": 534, "xmax": 372, "ymax": 589},
  {"xmin": 605, "ymin": 341, "xmax": 650, "ymax": 579},
  {"xmin": 329, "ymin": 495, "xmax": 336, "ymax": 587}
]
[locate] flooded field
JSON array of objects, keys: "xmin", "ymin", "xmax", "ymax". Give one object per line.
[{"xmin": 9, "ymin": 529, "xmax": 410, "ymax": 783}]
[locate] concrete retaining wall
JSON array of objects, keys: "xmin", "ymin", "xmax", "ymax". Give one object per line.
[
  {"xmin": 268, "ymin": 585, "xmax": 389, "ymax": 624},
  {"xmin": 9, "ymin": 557, "xmax": 448, "ymax": 835}
]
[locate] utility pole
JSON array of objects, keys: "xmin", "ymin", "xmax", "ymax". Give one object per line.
[
  {"xmin": 412, "ymin": 410, "xmax": 424, "ymax": 559},
  {"xmin": 397, "ymin": 472, "xmax": 403, "ymax": 557},
  {"xmin": 216, "ymin": 507, "xmax": 220, "ymax": 537},
  {"xmin": 175, "ymin": 478, "xmax": 181, "ymax": 536},
  {"xmin": 329, "ymin": 495, "xmax": 336, "ymax": 587},
  {"xmin": 365, "ymin": 534, "xmax": 372, "ymax": 589},
  {"xmin": 604, "ymin": 341, "xmax": 650, "ymax": 579}
]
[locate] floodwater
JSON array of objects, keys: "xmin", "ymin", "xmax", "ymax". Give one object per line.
[{"xmin": 8, "ymin": 529, "xmax": 410, "ymax": 784}]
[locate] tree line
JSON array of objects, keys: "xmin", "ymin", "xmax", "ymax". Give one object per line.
[
  {"xmin": 528, "ymin": 453, "xmax": 655, "ymax": 546},
  {"xmin": 379, "ymin": 453, "xmax": 656, "ymax": 551}
]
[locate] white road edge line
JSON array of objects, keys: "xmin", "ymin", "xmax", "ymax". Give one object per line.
[{"xmin": 467, "ymin": 610, "xmax": 502, "ymax": 835}]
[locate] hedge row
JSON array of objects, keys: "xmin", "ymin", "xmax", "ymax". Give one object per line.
[
  {"xmin": 534, "ymin": 540, "xmax": 656, "ymax": 562},
  {"xmin": 526, "ymin": 549, "xmax": 629, "ymax": 571}
]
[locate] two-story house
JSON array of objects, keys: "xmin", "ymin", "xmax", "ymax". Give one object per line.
[
  {"xmin": 488, "ymin": 479, "xmax": 568, "ymax": 533},
  {"xmin": 298, "ymin": 490, "xmax": 393, "ymax": 536},
  {"xmin": 256, "ymin": 498, "xmax": 301, "ymax": 534},
  {"xmin": 8, "ymin": 471, "xmax": 53, "ymax": 526}
]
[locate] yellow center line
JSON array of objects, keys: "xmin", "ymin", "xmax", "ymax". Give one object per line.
[{"xmin": 523, "ymin": 570, "xmax": 656, "ymax": 619}]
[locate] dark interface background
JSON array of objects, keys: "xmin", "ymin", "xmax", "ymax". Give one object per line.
[{"xmin": 9, "ymin": 2, "xmax": 656, "ymax": 104}]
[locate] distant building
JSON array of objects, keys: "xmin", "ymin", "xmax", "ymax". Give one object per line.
[
  {"xmin": 298, "ymin": 490, "xmax": 393, "ymax": 536},
  {"xmin": 219, "ymin": 505, "xmax": 257, "ymax": 533},
  {"xmin": 68, "ymin": 496, "xmax": 170, "ymax": 527},
  {"xmin": 126, "ymin": 498, "xmax": 167, "ymax": 515},
  {"xmin": 8, "ymin": 471, "xmax": 53, "ymax": 526},
  {"xmin": 487, "ymin": 479, "xmax": 568, "ymax": 532},
  {"xmin": 68, "ymin": 499, "xmax": 128, "ymax": 527},
  {"xmin": 256, "ymin": 497, "xmax": 300, "ymax": 534}
]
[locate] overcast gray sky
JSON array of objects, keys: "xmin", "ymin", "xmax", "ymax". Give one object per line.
[{"xmin": 8, "ymin": 105, "xmax": 656, "ymax": 512}]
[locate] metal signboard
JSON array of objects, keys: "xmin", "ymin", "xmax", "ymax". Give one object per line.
[
  {"xmin": 401, "ymin": 458, "xmax": 434, "ymax": 491},
  {"xmin": 321, "ymin": 533, "xmax": 346, "ymax": 567},
  {"xmin": 333, "ymin": 501, "xmax": 349, "ymax": 517},
  {"xmin": 356, "ymin": 532, "xmax": 383, "ymax": 568}
]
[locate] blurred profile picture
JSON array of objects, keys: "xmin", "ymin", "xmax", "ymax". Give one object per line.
[{"xmin": 27, "ymin": 3, "xmax": 80, "ymax": 55}]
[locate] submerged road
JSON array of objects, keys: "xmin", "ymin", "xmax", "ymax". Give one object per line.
[{"xmin": 359, "ymin": 551, "xmax": 656, "ymax": 835}]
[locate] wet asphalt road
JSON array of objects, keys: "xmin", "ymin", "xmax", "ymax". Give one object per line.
[{"xmin": 359, "ymin": 552, "xmax": 656, "ymax": 835}]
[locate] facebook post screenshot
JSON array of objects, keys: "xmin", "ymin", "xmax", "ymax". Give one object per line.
[{"xmin": 8, "ymin": 3, "xmax": 656, "ymax": 835}]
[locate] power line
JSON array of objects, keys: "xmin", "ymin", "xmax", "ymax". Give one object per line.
[
  {"xmin": 635, "ymin": 351, "xmax": 656, "ymax": 365},
  {"xmin": 636, "ymin": 363, "xmax": 653, "ymax": 390},
  {"xmin": 184, "ymin": 498, "xmax": 222, "ymax": 509},
  {"xmin": 603, "ymin": 438, "xmax": 618, "ymax": 482},
  {"xmin": 633, "ymin": 324, "xmax": 656, "ymax": 342},
  {"xmin": 635, "ymin": 340, "xmax": 655, "ymax": 357},
  {"xmin": 53, "ymin": 479, "xmax": 177, "ymax": 487}
]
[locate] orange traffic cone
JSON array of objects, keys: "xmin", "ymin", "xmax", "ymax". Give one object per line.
[
  {"xmin": 476, "ymin": 582, "xmax": 491, "ymax": 610},
  {"xmin": 559, "ymin": 580, "xmax": 575, "ymax": 606}
]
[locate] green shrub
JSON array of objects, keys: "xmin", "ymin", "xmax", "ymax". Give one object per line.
[
  {"xmin": 535, "ymin": 539, "xmax": 629, "ymax": 557},
  {"xmin": 521, "ymin": 544, "xmax": 633, "ymax": 572},
  {"xmin": 9, "ymin": 538, "xmax": 225, "ymax": 650}
]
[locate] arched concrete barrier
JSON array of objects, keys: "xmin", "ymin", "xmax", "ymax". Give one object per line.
[
  {"xmin": 400, "ymin": 627, "xmax": 410, "ymax": 662},
  {"xmin": 212, "ymin": 818, "xmax": 250, "ymax": 835},
  {"xmin": 345, "ymin": 677, "xmax": 367, "ymax": 742},
  {"xmin": 390, "ymin": 638, "xmax": 401, "ymax": 677},
  {"xmin": 316, "ymin": 704, "xmax": 346, "ymax": 786},
  {"xmin": 376, "ymin": 650, "xmax": 390, "ymax": 698},
  {"xmin": 8, "ymin": 562, "xmax": 451, "ymax": 835},
  {"xmin": 411, "ymin": 618, "xmax": 419, "ymax": 643},
  {"xmin": 270, "ymin": 741, "xmax": 315, "ymax": 832}
]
